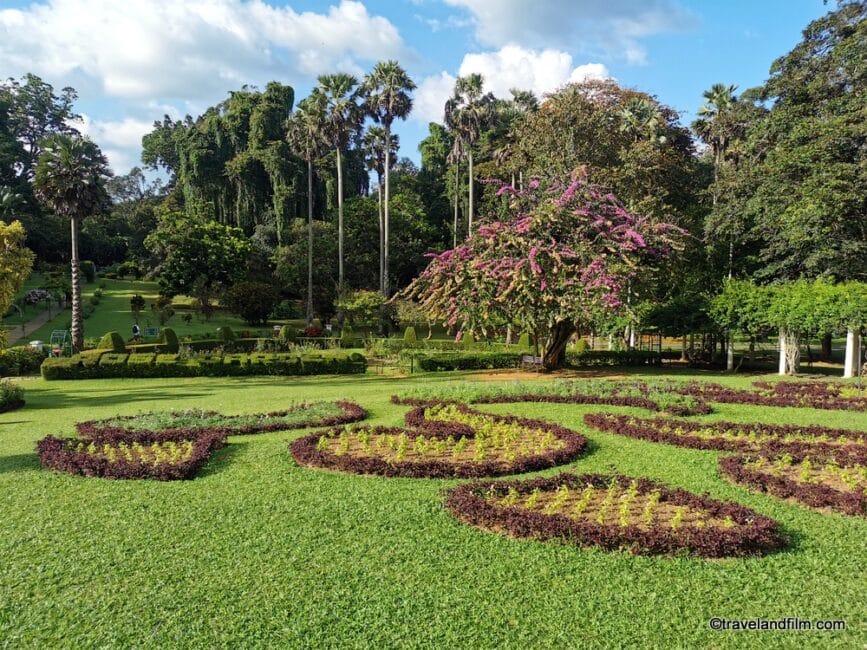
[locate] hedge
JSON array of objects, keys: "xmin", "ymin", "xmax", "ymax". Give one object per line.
[
  {"xmin": 0, "ymin": 346, "xmax": 45, "ymax": 376},
  {"xmin": 404, "ymin": 351, "xmax": 523, "ymax": 371},
  {"xmin": 0, "ymin": 379, "xmax": 25, "ymax": 413},
  {"xmin": 566, "ymin": 350, "xmax": 670, "ymax": 367},
  {"xmin": 41, "ymin": 351, "xmax": 367, "ymax": 380}
]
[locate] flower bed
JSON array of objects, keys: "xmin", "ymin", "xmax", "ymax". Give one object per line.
[
  {"xmin": 583, "ymin": 413, "xmax": 867, "ymax": 455},
  {"xmin": 291, "ymin": 403, "xmax": 587, "ymax": 478},
  {"xmin": 394, "ymin": 380, "xmax": 711, "ymax": 416},
  {"xmin": 720, "ymin": 448, "xmax": 867, "ymax": 516},
  {"xmin": 445, "ymin": 474, "xmax": 786, "ymax": 557},
  {"xmin": 76, "ymin": 401, "xmax": 366, "ymax": 441},
  {"xmin": 676, "ymin": 381, "xmax": 867, "ymax": 412},
  {"xmin": 36, "ymin": 430, "xmax": 226, "ymax": 480}
]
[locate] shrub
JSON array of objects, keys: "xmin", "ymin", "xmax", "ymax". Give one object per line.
[
  {"xmin": 0, "ymin": 379, "xmax": 25, "ymax": 412},
  {"xmin": 223, "ymin": 281, "xmax": 280, "ymax": 325},
  {"xmin": 407, "ymin": 351, "xmax": 522, "ymax": 372},
  {"xmin": 574, "ymin": 338, "xmax": 589, "ymax": 353},
  {"xmin": 278, "ymin": 325, "xmax": 297, "ymax": 343},
  {"xmin": 97, "ymin": 331, "xmax": 126, "ymax": 352},
  {"xmin": 41, "ymin": 351, "xmax": 366, "ymax": 380},
  {"xmin": 403, "ymin": 326, "xmax": 417, "ymax": 344},
  {"xmin": 117, "ymin": 261, "xmax": 141, "ymax": 279},
  {"xmin": 216, "ymin": 326, "xmax": 236, "ymax": 343},
  {"xmin": 80, "ymin": 260, "xmax": 96, "ymax": 283},
  {"xmin": 130, "ymin": 294, "xmax": 146, "ymax": 315},
  {"xmin": 340, "ymin": 325, "xmax": 356, "ymax": 348},
  {"xmin": 565, "ymin": 350, "xmax": 662, "ymax": 367},
  {"xmin": 0, "ymin": 346, "xmax": 45, "ymax": 376},
  {"xmin": 159, "ymin": 327, "xmax": 179, "ymax": 353},
  {"xmin": 516, "ymin": 332, "xmax": 531, "ymax": 351}
]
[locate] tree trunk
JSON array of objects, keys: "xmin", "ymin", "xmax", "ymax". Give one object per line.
[
  {"xmin": 844, "ymin": 329, "xmax": 860, "ymax": 378},
  {"xmin": 726, "ymin": 331, "xmax": 734, "ymax": 371},
  {"xmin": 680, "ymin": 335, "xmax": 688, "ymax": 362},
  {"xmin": 519, "ymin": 170, "xmax": 523, "ymax": 192},
  {"xmin": 467, "ymin": 149, "xmax": 474, "ymax": 236},
  {"xmin": 779, "ymin": 328, "xmax": 800, "ymax": 376},
  {"xmin": 306, "ymin": 158, "xmax": 314, "ymax": 327},
  {"xmin": 69, "ymin": 216, "xmax": 83, "ymax": 352},
  {"xmin": 820, "ymin": 332, "xmax": 832, "ymax": 361},
  {"xmin": 542, "ymin": 320, "xmax": 574, "ymax": 370},
  {"xmin": 377, "ymin": 175, "xmax": 384, "ymax": 294},
  {"xmin": 383, "ymin": 135, "xmax": 391, "ymax": 297},
  {"xmin": 453, "ymin": 163, "xmax": 459, "ymax": 248},
  {"xmin": 337, "ymin": 147, "xmax": 344, "ymax": 287}
]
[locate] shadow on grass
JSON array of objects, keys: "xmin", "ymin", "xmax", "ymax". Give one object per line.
[
  {"xmin": 197, "ymin": 441, "xmax": 244, "ymax": 478},
  {"xmin": 0, "ymin": 453, "xmax": 40, "ymax": 474},
  {"xmin": 23, "ymin": 389, "xmax": 213, "ymax": 410}
]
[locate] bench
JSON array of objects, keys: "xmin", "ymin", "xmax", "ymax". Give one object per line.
[
  {"xmin": 144, "ymin": 327, "xmax": 160, "ymax": 338},
  {"xmin": 520, "ymin": 354, "xmax": 543, "ymax": 371}
]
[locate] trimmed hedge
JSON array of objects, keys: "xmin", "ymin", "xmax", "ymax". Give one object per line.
[
  {"xmin": 404, "ymin": 351, "xmax": 522, "ymax": 371},
  {"xmin": 0, "ymin": 346, "xmax": 45, "ymax": 376},
  {"xmin": 566, "ymin": 349, "xmax": 668, "ymax": 367},
  {"xmin": 41, "ymin": 351, "xmax": 367, "ymax": 380},
  {"xmin": 97, "ymin": 331, "xmax": 126, "ymax": 352}
]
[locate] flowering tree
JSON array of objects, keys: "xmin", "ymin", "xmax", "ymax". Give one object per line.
[{"xmin": 402, "ymin": 170, "xmax": 684, "ymax": 369}]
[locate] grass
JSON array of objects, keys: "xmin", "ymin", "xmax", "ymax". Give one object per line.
[{"xmin": 1, "ymin": 369, "xmax": 865, "ymax": 648}]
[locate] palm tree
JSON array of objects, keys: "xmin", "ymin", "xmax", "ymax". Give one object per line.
[
  {"xmin": 446, "ymin": 135, "xmax": 465, "ymax": 248},
  {"xmin": 445, "ymin": 74, "xmax": 494, "ymax": 236},
  {"xmin": 317, "ymin": 73, "xmax": 362, "ymax": 291},
  {"xmin": 33, "ymin": 134, "xmax": 110, "ymax": 351},
  {"xmin": 361, "ymin": 125, "xmax": 398, "ymax": 293},
  {"xmin": 361, "ymin": 61, "xmax": 415, "ymax": 297},
  {"xmin": 287, "ymin": 93, "xmax": 327, "ymax": 327},
  {"xmin": 618, "ymin": 97, "xmax": 666, "ymax": 144}
]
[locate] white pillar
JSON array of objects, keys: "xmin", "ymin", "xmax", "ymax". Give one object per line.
[
  {"xmin": 844, "ymin": 328, "xmax": 860, "ymax": 378},
  {"xmin": 778, "ymin": 329, "xmax": 787, "ymax": 376},
  {"xmin": 726, "ymin": 333, "xmax": 734, "ymax": 371}
]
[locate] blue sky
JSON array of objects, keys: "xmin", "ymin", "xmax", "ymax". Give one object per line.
[{"xmin": 0, "ymin": 0, "xmax": 830, "ymax": 174}]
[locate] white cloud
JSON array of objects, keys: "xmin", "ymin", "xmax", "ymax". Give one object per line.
[
  {"xmin": 412, "ymin": 46, "xmax": 609, "ymax": 123},
  {"xmin": 77, "ymin": 115, "xmax": 156, "ymax": 174},
  {"xmin": 0, "ymin": 0, "xmax": 410, "ymax": 101},
  {"xmin": 443, "ymin": 0, "xmax": 697, "ymax": 65}
]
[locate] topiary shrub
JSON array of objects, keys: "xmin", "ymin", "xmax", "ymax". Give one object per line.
[
  {"xmin": 98, "ymin": 331, "xmax": 126, "ymax": 352},
  {"xmin": 216, "ymin": 326, "xmax": 236, "ymax": 344},
  {"xmin": 159, "ymin": 327, "xmax": 179, "ymax": 353},
  {"xmin": 278, "ymin": 325, "xmax": 297, "ymax": 343},
  {"xmin": 403, "ymin": 326, "xmax": 417, "ymax": 344},
  {"xmin": 80, "ymin": 260, "xmax": 96, "ymax": 283},
  {"xmin": 517, "ymin": 332, "xmax": 531, "ymax": 350},
  {"xmin": 340, "ymin": 325, "xmax": 355, "ymax": 348},
  {"xmin": 575, "ymin": 338, "xmax": 589, "ymax": 353},
  {"xmin": 462, "ymin": 332, "xmax": 475, "ymax": 347}
]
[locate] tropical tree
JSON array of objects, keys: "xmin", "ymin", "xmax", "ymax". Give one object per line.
[
  {"xmin": 0, "ymin": 220, "xmax": 35, "ymax": 347},
  {"xmin": 445, "ymin": 74, "xmax": 494, "ymax": 236},
  {"xmin": 361, "ymin": 125, "xmax": 398, "ymax": 293},
  {"xmin": 33, "ymin": 134, "xmax": 110, "ymax": 351},
  {"xmin": 287, "ymin": 94, "xmax": 328, "ymax": 326},
  {"xmin": 362, "ymin": 60, "xmax": 416, "ymax": 296},
  {"xmin": 402, "ymin": 171, "xmax": 684, "ymax": 369},
  {"xmin": 317, "ymin": 74, "xmax": 362, "ymax": 291}
]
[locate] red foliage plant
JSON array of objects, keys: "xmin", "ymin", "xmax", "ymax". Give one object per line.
[{"xmin": 445, "ymin": 474, "xmax": 787, "ymax": 558}]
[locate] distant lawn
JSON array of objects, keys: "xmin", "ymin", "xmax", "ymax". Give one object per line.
[
  {"xmin": 0, "ymin": 369, "xmax": 864, "ymax": 647},
  {"xmin": 22, "ymin": 278, "xmax": 270, "ymax": 344}
]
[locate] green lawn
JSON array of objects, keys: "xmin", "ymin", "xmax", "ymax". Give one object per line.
[
  {"xmin": 21, "ymin": 278, "xmax": 267, "ymax": 344},
  {"xmin": 1, "ymin": 370, "xmax": 865, "ymax": 648}
]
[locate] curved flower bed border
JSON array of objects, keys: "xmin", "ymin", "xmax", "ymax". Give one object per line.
[
  {"xmin": 445, "ymin": 474, "xmax": 786, "ymax": 558},
  {"xmin": 36, "ymin": 431, "xmax": 226, "ymax": 480},
  {"xmin": 75, "ymin": 401, "xmax": 366, "ymax": 443},
  {"xmin": 677, "ymin": 382, "xmax": 867, "ymax": 412},
  {"xmin": 391, "ymin": 393, "xmax": 711, "ymax": 417},
  {"xmin": 291, "ymin": 405, "xmax": 587, "ymax": 479},
  {"xmin": 0, "ymin": 399, "xmax": 25, "ymax": 414},
  {"xmin": 720, "ymin": 449, "xmax": 867, "ymax": 517},
  {"xmin": 583, "ymin": 413, "xmax": 867, "ymax": 456}
]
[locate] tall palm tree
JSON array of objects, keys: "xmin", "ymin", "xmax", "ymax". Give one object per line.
[
  {"xmin": 361, "ymin": 60, "xmax": 415, "ymax": 297},
  {"xmin": 317, "ymin": 73, "xmax": 362, "ymax": 291},
  {"xmin": 445, "ymin": 74, "xmax": 494, "ymax": 236},
  {"xmin": 446, "ymin": 135, "xmax": 465, "ymax": 248},
  {"xmin": 287, "ymin": 93, "xmax": 327, "ymax": 327},
  {"xmin": 361, "ymin": 125, "xmax": 398, "ymax": 294},
  {"xmin": 692, "ymin": 83, "xmax": 738, "ymax": 278},
  {"xmin": 33, "ymin": 134, "xmax": 110, "ymax": 351}
]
